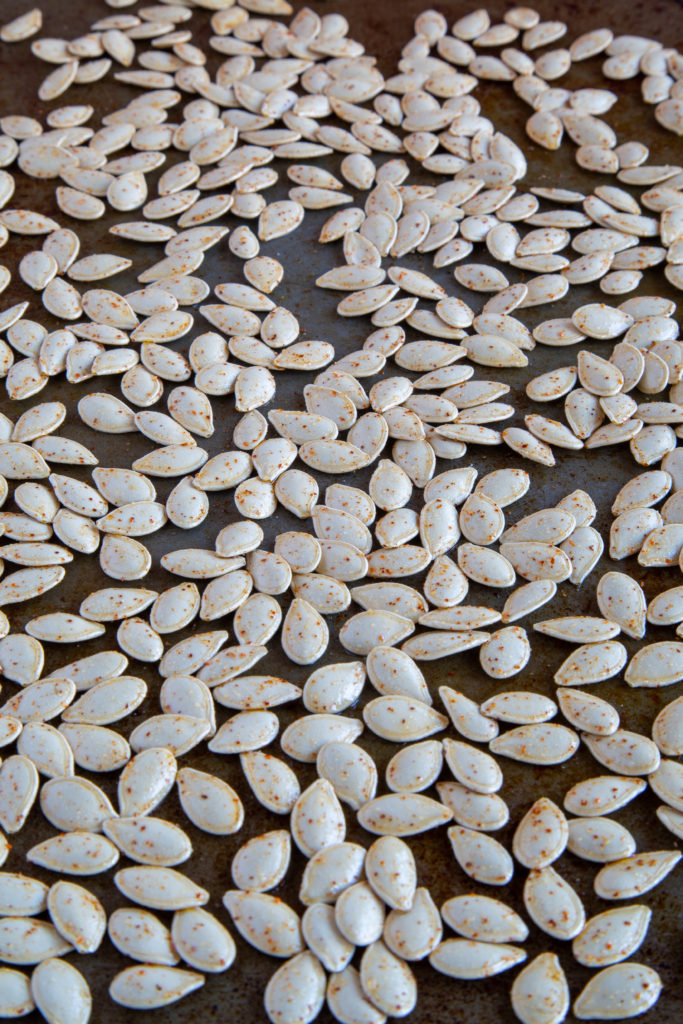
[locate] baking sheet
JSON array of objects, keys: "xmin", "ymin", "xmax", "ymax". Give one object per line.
[{"xmin": 0, "ymin": 0, "xmax": 682, "ymax": 1020}]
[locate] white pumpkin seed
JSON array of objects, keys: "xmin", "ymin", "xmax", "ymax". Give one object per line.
[
  {"xmin": 109, "ymin": 965, "xmax": 204, "ymax": 1010},
  {"xmin": 176, "ymin": 767, "xmax": 243, "ymax": 836},
  {"xmin": 223, "ymin": 889, "xmax": 303, "ymax": 958},
  {"xmin": 510, "ymin": 953, "xmax": 569, "ymax": 1024},
  {"xmin": 594, "ymin": 850, "xmax": 681, "ymax": 899},
  {"xmin": 573, "ymin": 963, "xmax": 662, "ymax": 1019},
  {"xmin": 524, "ymin": 865, "xmax": 585, "ymax": 939},
  {"xmin": 27, "ymin": 832, "xmax": 119, "ymax": 876},
  {"xmin": 430, "ymin": 938, "xmax": 525, "ymax": 979},
  {"xmin": 442, "ymin": 894, "xmax": 528, "ymax": 943},
  {"xmin": 47, "ymin": 880, "xmax": 106, "ymax": 953},
  {"xmin": 264, "ymin": 952, "xmax": 326, "ymax": 1024}
]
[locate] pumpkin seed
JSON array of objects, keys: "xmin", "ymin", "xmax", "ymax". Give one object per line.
[
  {"xmin": 625, "ymin": 641, "xmax": 683, "ymax": 687},
  {"xmin": 512, "ymin": 798, "xmax": 568, "ymax": 868},
  {"xmin": 442, "ymin": 893, "xmax": 528, "ymax": 944},
  {"xmin": 510, "ymin": 953, "xmax": 569, "ymax": 1024},
  {"xmin": 0, "ymin": 968, "xmax": 34, "ymax": 1017},
  {"xmin": 448, "ymin": 826, "xmax": 513, "ymax": 886},
  {"xmin": 490, "ymin": 724, "xmax": 579, "ymax": 764},
  {"xmin": 223, "ymin": 889, "xmax": 303, "ymax": 958},
  {"xmin": 47, "ymin": 880, "xmax": 106, "ymax": 953},
  {"xmin": 573, "ymin": 963, "xmax": 662, "ymax": 1020},
  {"xmin": 558, "ymin": 689, "xmax": 620, "ymax": 736},
  {"xmin": 584, "ymin": 730, "xmax": 661, "ymax": 775},
  {"xmin": 108, "ymin": 906, "xmax": 178, "ymax": 966},
  {"xmin": 28, "ymin": 832, "xmax": 119, "ymax": 876},
  {"xmin": 430, "ymin": 938, "xmax": 525, "ymax": 979},
  {"xmin": 359, "ymin": 941, "xmax": 417, "ymax": 1018},
  {"xmin": 554, "ymin": 641, "xmax": 628, "ymax": 686},
  {"xmin": 241, "ymin": 750, "xmax": 301, "ymax": 816},
  {"xmin": 109, "ymin": 965, "xmax": 204, "ymax": 1010},
  {"xmin": 524, "ymin": 865, "xmax": 586, "ymax": 939},
  {"xmin": 265, "ymin": 952, "xmax": 326, "ymax": 1024},
  {"xmin": 594, "ymin": 850, "xmax": 681, "ymax": 899},
  {"xmin": 40, "ymin": 775, "xmax": 116, "ymax": 833}
]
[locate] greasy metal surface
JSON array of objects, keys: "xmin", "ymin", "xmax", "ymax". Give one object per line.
[{"xmin": 0, "ymin": 0, "xmax": 682, "ymax": 1021}]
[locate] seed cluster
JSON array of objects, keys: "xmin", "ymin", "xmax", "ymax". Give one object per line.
[{"xmin": 0, "ymin": 0, "xmax": 681, "ymax": 1022}]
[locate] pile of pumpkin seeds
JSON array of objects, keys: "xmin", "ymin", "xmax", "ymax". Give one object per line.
[{"xmin": 0, "ymin": 0, "xmax": 681, "ymax": 1020}]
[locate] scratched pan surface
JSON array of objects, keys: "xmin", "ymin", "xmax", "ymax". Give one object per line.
[{"xmin": 0, "ymin": 0, "xmax": 682, "ymax": 1020}]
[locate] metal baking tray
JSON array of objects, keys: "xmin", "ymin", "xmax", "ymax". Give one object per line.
[{"xmin": 0, "ymin": 0, "xmax": 681, "ymax": 1020}]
